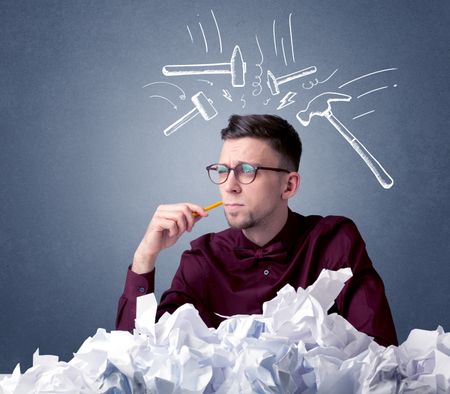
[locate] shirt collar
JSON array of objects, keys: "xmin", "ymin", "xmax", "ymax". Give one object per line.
[{"xmin": 233, "ymin": 208, "xmax": 301, "ymax": 262}]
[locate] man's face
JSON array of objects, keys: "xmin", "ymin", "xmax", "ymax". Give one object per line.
[{"xmin": 218, "ymin": 137, "xmax": 289, "ymax": 230}]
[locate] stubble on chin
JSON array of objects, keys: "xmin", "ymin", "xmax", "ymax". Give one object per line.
[{"xmin": 225, "ymin": 211, "xmax": 255, "ymax": 230}]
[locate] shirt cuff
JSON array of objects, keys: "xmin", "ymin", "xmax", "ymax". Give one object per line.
[{"xmin": 122, "ymin": 265, "xmax": 155, "ymax": 300}]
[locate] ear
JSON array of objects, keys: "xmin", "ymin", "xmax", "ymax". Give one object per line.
[{"xmin": 281, "ymin": 172, "xmax": 300, "ymax": 200}]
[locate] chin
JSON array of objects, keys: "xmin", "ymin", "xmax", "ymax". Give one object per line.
[{"xmin": 225, "ymin": 212, "xmax": 255, "ymax": 230}]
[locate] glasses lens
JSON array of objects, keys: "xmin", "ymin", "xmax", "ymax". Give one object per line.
[
  {"xmin": 236, "ymin": 163, "xmax": 257, "ymax": 184},
  {"xmin": 208, "ymin": 164, "xmax": 229, "ymax": 184}
]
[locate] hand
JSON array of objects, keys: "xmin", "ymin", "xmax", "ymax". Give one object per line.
[{"xmin": 131, "ymin": 203, "xmax": 208, "ymax": 273}]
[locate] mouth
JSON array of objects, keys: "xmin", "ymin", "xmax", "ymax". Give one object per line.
[{"xmin": 224, "ymin": 203, "xmax": 244, "ymax": 211}]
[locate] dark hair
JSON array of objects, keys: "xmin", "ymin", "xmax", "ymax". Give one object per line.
[{"xmin": 220, "ymin": 114, "xmax": 302, "ymax": 171}]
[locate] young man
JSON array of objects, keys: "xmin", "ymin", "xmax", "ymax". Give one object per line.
[{"xmin": 116, "ymin": 114, "xmax": 398, "ymax": 347}]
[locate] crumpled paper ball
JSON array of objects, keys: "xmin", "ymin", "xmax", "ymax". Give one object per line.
[{"xmin": 1, "ymin": 268, "xmax": 449, "ymax": 393}]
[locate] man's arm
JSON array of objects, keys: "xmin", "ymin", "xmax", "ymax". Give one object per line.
[
  {"xmin": 115, "ymin": 203, "xmax": 208, "ymax": 331},
  {"xmin": 325, "ymin": 217, "xmax": 398, "ymax": 347},
  {"xmin": 115, "ymin": 267, "xmax": 155, "ymax": 331}
]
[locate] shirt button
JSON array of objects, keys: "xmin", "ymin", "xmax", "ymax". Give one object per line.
[
  {"xmin": 138, "ymin": 287, "xmax": 146, "ymax": 293},
  {"xmin": 263, "ymin": 269, "xmax": 270, "ymax": 276}
]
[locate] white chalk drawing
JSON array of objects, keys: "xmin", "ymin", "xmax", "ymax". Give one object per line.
[
  {"xmin": 149, "ymin": 95, "xmax": 178, "ymax": 110},
  {"xmin": 186, "ymin": 26, "xmax": 194, "ymax": 43},
  {"xmin": 240, "ymin": 94, "xmax": 246, "ymax": 109},
  {"xmin": 163, "ymin": 91, "xmax": 217, "ymax": 136},
  {"xmin": 272, "ymin": 20, "xmax": 278, "ymax": 57},
  {"xmin": 252, "ymin": 35, "xmax": 264, "ymax": 96},
  {"xmin": 338, "ymin": 68, "xmax": 398, "ymax": 89},
  {"xmin": 210, "ymin": 10, "xmax": 223, "ymax": 54},
  {"xmin": 186, "ymin": 11, "xmax": 224, "ymax": 54},
  {"xmin": 222, "ymin": 89, "xmax": 232, "ymax": 102},
  {"xmin": 267, "ymin": 66, "xmax": 317, "ymax": 95},
  {"xmin": 357, "ymin": 85, "xmax": 388, "ymax": 99},
  {"xmin": 289, "ymin": 13, "xmax": 295, "ymax": 63},
  {"xmin": 302, "ymin": 68, "xmax": 339, "ymax": 90},
  {"xmin": 197, "ymin": 79, "xmax": 213, "ymax": 86},
  {"xmin": 281, "ymin": 37, "xmax": 288, "ymax": 66},
  {"xmin": 296, "ymin": 92, "xmax": 394, "ymax": 189},
  {"xmin": 272, "ymin": 14, "xmax": 296, "ymax": 64},
  {"xmin": 357, "ymin": 84, "xmax": 397, "ymax": 99},
  {"xmin": 198, "ymin": 22, "xmax": 208, "ymax": 53},
  {"xmin": 302, "ymin": 80, "xmax": 318, "ymax": 90},
  {"xmin": 143, "ymin": 11, "xmax": 397, "ymax": 191},
  {"xmin": 142, "ymin": 81, "xmax": 186, "ymax": 100},
  {"xmin": 353, "ymin": 110, "xmax": 375, "ymax": 120},
  {"xmin": 162, "ymin": 45, "xmax": 247, "ymax": 87},
  {"xmin": 277, "ymin": 92, "xmax": 297, "ymax": 110}
]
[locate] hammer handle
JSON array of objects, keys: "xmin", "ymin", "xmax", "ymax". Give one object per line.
[
  {"xmin": 327, "ymin": 113, "xmax": 394, "ymax": 189},
  {"xmin": 163, "ymin": 107, "xmax": 199, "ymax": 136}
]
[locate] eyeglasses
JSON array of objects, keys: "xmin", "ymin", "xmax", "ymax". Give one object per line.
[{"xmin": 206, "ymin": 163, "xmax": 291, "ymax": 185}]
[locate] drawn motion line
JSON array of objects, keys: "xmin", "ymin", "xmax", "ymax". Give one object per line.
[
  {"xmin": 338, "ymin": 68, "xmax": 398, "ymax": 89},
  {"xmin": 198, "ymin": 22, "xmax": 208, "ymax": 53},
  {"xmin": 302, "ymin": 69, "xmax": 339, "ymax": 90},
  {"xmin": 289, "ymin": 13, "xmax": 295, "ymax": 63},
  {"xmin": 222, "ymin": 89, "xmax": 232, "ymax": 102},
  {"xmin": 357, "ymin": 85, "xmax": 389, "ymax": 99},
  {"xmin": 353, "ymin": 110, "xmax": 375, "ymax": 120},
  {"xmin": 281, "ymin": 37, "xmax": 288, "ymax": 66},
  {"xmin": 272, "ymin": 20, "xmax": 278, "ymax": 56},
  {"xmin": 210, "ymin": 10, "xmax": 223, "ymax": 54},
  {"xmin": 142, "ymin": 81, "xmax": 186, "ymax": 100},
  {"xmin": 149, "ymin": 95, "xmax": 177, "ymax": 109},
  {"xmin": 186, "ymin": 25, "xmax": 194, "ymax": 43}
]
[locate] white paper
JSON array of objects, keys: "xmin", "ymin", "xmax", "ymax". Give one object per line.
[{"xmin": 1, "ymin": 268, "xmax": 449, "ymax": 393}]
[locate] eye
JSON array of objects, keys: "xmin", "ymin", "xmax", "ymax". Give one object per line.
[
  {"xmin": 216, "ymin": 165, "xmax": 229, "ymax": 174},
  {"xmin": 240, "ymin": 163, "xmax": 256, "ymax": 174}
]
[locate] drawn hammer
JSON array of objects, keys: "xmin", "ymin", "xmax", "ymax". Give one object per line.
[
  {"xmin": 163, "ymin": 91, "xmax": 217, "ymax": 136},
  {"xmin": 163, "ymin": 45, "xmax": 246, "ymax": 87},
  {"xmin": 296, "ymin": 92, "xmax": 394, "ymax": 189}
]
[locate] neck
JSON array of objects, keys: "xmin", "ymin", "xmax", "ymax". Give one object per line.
[{"xmin": 242, "ymin": 206, "xmax": 289, "ymax": 247}]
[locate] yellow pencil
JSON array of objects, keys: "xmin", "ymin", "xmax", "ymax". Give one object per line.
[{"xmin": 192, "ymin": 201, "xmax": 223, "ymax": 217}]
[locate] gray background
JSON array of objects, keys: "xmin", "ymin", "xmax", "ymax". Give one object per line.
[{"xmin": 1, "ymin": 0, "xmax": 449, "ymax": 372}]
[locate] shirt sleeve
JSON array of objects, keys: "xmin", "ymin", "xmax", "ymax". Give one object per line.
[
  {"xmin": 156, "ymin": 247, "xmax": 211, "ymax": 325},
  {"xmin": 324, "ymin": 218, "xmax": 398, "ymax": 347},
  {"xmin": 115, "ymin": 266, "xmax": 155, "ymax": 332}
]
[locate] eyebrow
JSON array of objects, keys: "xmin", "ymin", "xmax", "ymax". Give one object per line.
[{"xmin": 225, "ymin": 161, "xmax": 264, "ymax": 167}]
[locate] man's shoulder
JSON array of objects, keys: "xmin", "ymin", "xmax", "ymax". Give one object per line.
[
  {"xmin": 188, "ymin": 213, "xmax": 360, "ymax": 249},
  {"xmin": 293, "ymin": 212, "xmax": 360, "ymax": 239}
]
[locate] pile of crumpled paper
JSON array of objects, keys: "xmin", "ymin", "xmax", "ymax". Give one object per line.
[{"xmin": 1, "ymin": 268, "xmax": 449, "ymax": 393}]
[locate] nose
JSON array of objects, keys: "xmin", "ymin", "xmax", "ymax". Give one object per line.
[{"xmin": 221, "ymin": 169, "xmax": 241, "ymax": 194}]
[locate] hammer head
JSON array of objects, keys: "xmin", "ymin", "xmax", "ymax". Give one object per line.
[
  {"xmin": 266, "ymin": 70, "xmax": 279, "ymax": 95},
  {"xmin": 296, "ymin": 92, "xmax": 352, "ymax": 127},
  {"xmin": 230, "ymin": 45, "xmax": 246, "ymax": 87},
  {"xmin": 192, "ymin": 91, "xmax": 218, "ymax": 121}
]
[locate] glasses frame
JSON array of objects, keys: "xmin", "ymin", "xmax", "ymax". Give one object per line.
[{"xmin": 206, "ymin": 163, "xmax": 291, "ymax": 185}]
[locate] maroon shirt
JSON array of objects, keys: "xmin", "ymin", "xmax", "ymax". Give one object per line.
[{"xmin": 116, "ymin": 211, "xmax": 398, "ymax": 347}]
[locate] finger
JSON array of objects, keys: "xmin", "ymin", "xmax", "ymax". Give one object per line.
[
  {"xmin": 177, "ymin": 204, "xmax": 201, "ymax": 232},
  {"xmin": 183, "ymin": 202, "xmax": 208, "ymax": 218},
  {"xmin": 159, "ymin": 211, "xmax": 190, "ymax": 235},
  {"xmin": 164, "ymin": 203, "xmax": 207, "ymax": 232},
  {"xmin": 156, "ymin": 208, "xmax": 190, "ymax": 234},
  {"xmin": 154, "ymin": 217, "xmax": 180, "ymax": 238}
]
